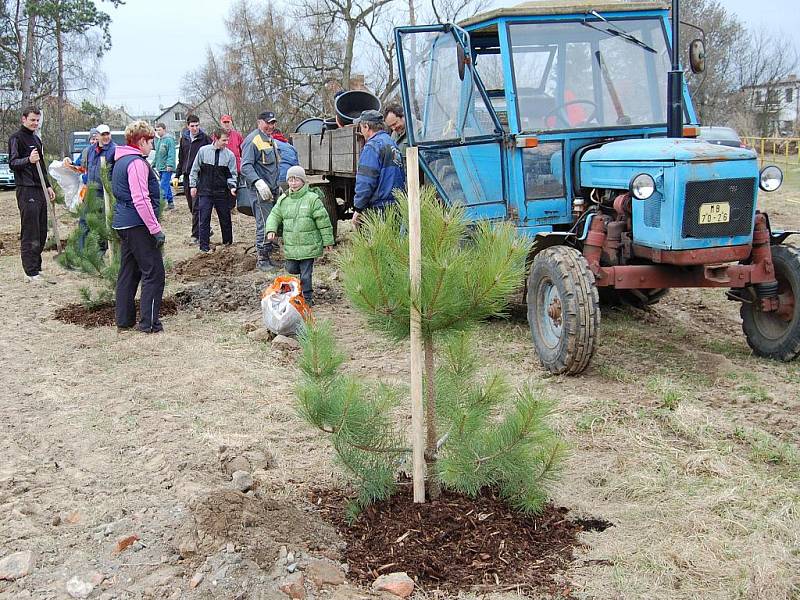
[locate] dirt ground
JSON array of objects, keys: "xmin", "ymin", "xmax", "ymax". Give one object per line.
[{"xmin": 1, "ymin": 171, "xmax": 799, "ymax": 599}]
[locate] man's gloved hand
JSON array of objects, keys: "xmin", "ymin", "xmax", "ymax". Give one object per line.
[
  {"xmin": 254, "ymin": 179, "xmax": 273, "ymax": 202},
  {"xmin": 153, "ymin": 231, "xmax": 166, "ymax": 248}
]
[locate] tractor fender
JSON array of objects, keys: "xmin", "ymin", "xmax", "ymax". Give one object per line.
[
  {"xmin": 528, "ymin": 232, "xmax": 574, "ymax": 264},
  {"xmin": 771, "ymin": 230, "xmax": 800, "ymax": 245}
]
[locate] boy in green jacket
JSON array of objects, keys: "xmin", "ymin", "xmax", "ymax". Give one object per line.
[
  {"xmin": 266, "ymin": 165, "xmax": 334, "ymax": 306},
  {"xmin": 153, "ymin": 123, "xmax": 176, "ymax": 209}
]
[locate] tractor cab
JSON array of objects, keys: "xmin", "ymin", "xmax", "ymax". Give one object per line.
[{"xmin": 395, "ymin": 0, "xmax": 799, "ymax": 375}]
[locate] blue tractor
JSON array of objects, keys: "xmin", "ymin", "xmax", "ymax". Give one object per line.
[{"xmin": 394, "ymin": 0, "xmax": 799, "ymax": 374}]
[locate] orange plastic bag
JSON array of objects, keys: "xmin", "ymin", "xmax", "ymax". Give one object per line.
[{"xmin": 260, "ymin": 276, "xmax": 311, "ymax": 336}]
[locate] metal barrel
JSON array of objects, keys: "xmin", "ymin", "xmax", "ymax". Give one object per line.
[{"xmin": 334, "ymin": 90, "xmax": 381, "ymax": 126}]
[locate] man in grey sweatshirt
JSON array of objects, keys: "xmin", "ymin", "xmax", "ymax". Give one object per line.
[{"xmin": 189, "ymin": 129, "xmax": 238, "ymax": 253}]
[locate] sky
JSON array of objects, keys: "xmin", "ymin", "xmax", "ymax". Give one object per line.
[{"xmin": 100, "ymin": 0, "xmax": 800, "ymax": 115}]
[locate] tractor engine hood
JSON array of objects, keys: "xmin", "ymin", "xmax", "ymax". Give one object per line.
[{"xmin": 582, "ymin": 138, "xmax": 755, "ymax": 164}]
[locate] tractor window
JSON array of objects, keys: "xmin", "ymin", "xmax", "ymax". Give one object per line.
[
  {"xmin": 522, "ymin": 142, "xmax": 564, "ymax": 200},
  {"xmin": 509, "ymin": 19, "xmax": 670, "ymax": 132},
  {"xmin": 399, "ymin": 30, "xmax": 499, "ymax": 143}
]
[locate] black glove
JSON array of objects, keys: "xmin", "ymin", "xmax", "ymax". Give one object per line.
[{"xmin": 153, "ymin": 231, "xmax": 166, "ymax": 248}]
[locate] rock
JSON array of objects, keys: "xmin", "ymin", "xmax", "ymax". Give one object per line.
[
  {"xmin": 189, "ymin": 570, "xmax": 204, "ymax": 589},
  {"xmin": 112, "ymin": 534, "xmax": 140, "ymax": 556},
  {"xmin": 279, "ymin": 572, "xmax": 306, "ymax": 599},
  {"xmin": 287, "ymin": 562, "xmax": 298, "ymax": 573},
  {"xmin": 221, "ymin": 455, "xmax": 251, "ymax": 476},
  {"xmin": 306, "ymin": 558, "xmax": 346, "ymax": 587},
  {"xmin": 372, "ymin": 572, "xmax": 414, "ymax": 598},
  {"xmin": 0, "ymin": 550, "xmax": 35, "ymax": 580},
  {"xmin": 231, "ymin": 470, "xmax": 254, "ymax": 492},
  {"xmin": 177, "ymin": 535, "xmax": 198, "ymax": 558},
  {"xmin": 242, "ymin": 322, "xmax": 259, "ymax": 333},
  {"xmin": 329, "ymin": 270, "xmax": 339, "ymax": 281},
  {"xmin": 66, "ymin": 575, "xmax": 95, "ymax": 598},
  {"xmin": 248, "ymin": 327, "xmax": 273, "ymax": 342},
  {"xmin": 272, "ymin": 335, "xmax": 301, "ymax": 350}
]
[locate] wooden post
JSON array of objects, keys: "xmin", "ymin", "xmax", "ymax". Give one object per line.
[{"xmin": 407, "ymin": 146, "xmax": 426, "ymax": 503}]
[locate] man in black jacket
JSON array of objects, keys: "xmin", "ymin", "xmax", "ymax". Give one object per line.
[
  {"xmin": 176, "ymin": 114, "xmax": 212, "ymax": 242},
  {"xmin": 8, "ymin": 106, "xmax": 56, "ymax": 283}
]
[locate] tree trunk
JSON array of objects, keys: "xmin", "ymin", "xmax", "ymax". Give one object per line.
[
  {"xmin": 56, "ymin": 11, "xmax": 67, "ymax": 157},
  {"xmin": 342, "ymin": 21, "xmax": 356, "ymax": 89},
  {"xmin": 21, "ymin": 7, "xmax": 37, "ymax": 105},
  {"xmin": 423, "ymin": 336, "xmax": 441, "ymax": 499}
]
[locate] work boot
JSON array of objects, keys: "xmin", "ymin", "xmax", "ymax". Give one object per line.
[{"xmin": 257, "ymin": 256, "xmax": 279, "ymax": 273}]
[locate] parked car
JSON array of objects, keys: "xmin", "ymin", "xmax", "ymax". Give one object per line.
[
  {"xmin": 0, "ymin": 153, "xmax": 14, "ymax": 189},
  {"xmin": 697, "ymin": 126, "xmax": 747, "ymax": 148}
]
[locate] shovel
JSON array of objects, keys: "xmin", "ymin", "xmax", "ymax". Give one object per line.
[{"xmin": 34, "ymin": 153, "xmax": 61, "ymax": 255}]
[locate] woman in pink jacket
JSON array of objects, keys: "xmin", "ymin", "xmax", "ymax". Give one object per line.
[{"xmin": 111, "ymin": 121, "xmax": 166, "ymax": 333}]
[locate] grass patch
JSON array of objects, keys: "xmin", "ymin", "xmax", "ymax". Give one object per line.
[
  {"xmin": 733, "ymin": 426, "xmax": 800, "ymax": 470},
  {"xmin": 646, "ymin": 375, "xmax": 687, "ymax": 411}
]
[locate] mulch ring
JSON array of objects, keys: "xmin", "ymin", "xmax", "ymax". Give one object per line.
[
  {"xmin": 171, "ymin": 242, "xmax": 259, "ymax": 282},
  {"xmin": 311, "ymin": 485, "xmax": 612, "ymax": 596},
  {"xmin": 54, "ymin": 297, "xmax": 179, "ymax": 327}
]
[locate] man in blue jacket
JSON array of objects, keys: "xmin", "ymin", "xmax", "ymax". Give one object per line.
[
  {"xmin": 274, "ymin": 138, "xmax": 299, "ymax": 191},
  {"xmin": 79, "ymin": 123, "xmax": 116, "ymax": 252},
  {"xmin": 351, "ymin": 110, "xmax": 405, "ymax": 225}
]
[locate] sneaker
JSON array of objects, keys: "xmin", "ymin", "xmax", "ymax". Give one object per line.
[
  {"xmin": 189, "ymin": 237, "xmax": 199, "ymax": 245},
  {"xmin": 199, "ymin": 248, "xmax": 210, "ymax": 253},
  {"xmin": 166, "ymin": 203, "xmax": 175, "ymax": 211},
  {"xmin": 26, "ymin": 273, "xmax": 55, "ymax": 285}
]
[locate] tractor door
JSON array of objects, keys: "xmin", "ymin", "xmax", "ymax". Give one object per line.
[{"xmin": 396, "ymin": 24, "xmax": 507, "ymax": 221}]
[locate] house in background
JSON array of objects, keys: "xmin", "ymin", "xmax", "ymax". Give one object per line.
[
  {"xmin": 744, "ymin": 75, "xmax": 800, "ymax": 136},
  {"xmin": 152, "ymin": 100, "xmax": 218, "ymax": 141}
]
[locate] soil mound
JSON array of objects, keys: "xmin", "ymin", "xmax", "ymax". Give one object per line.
[
  {"xmin": 313, "ymin": 486, "xmax": 603, "ymax": 595},
  {"xmin": 171, "ymin": 243, "xmax": 257, "ymax": 281},
  {"xmin": 54, "ymin": 297, "xmax": 179, "ymax": 327},
  {"xmin": 177, "ymin": 489, "xmax": 343, "ymax": 567},
  {"xmin": 174, "ymin": 277, "xmax": 265, "ymax": 313}
]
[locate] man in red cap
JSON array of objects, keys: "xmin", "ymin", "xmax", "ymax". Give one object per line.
[{"xmin": 219, "ymin": 115, "xmax": 243, "ymax": 171}]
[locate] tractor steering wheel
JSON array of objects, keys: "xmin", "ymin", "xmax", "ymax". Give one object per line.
[{"xmin": 544, "ymin": 99, "xmax": 598, "ymax": 129}]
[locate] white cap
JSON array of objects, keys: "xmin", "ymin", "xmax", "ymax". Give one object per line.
[{"xmin": 96, "ymin": 124, "xmax": 111, "ymax": 134}]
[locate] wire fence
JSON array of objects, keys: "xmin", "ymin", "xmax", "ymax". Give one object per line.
[{"xmin": 740, "ymin": 137, "xmax": 800, "ymax": 168}]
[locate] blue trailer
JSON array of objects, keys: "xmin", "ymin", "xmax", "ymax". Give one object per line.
[{"xmin": 395, "ymin": 0, "xmax": 799, "ymax": 374}]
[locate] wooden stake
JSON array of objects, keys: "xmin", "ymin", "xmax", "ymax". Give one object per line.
[
  {"xmin": 407, "ymin": 146, "xmax": 425, "ymax": 503},
  {"xmin": 35, "ymin": 159, "xmax": 60, "ymax": 254}
]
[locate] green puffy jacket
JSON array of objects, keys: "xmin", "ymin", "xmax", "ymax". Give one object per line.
[{"xmin": 266, "ymin": 185, "xmax": 334, "ymax": 260}]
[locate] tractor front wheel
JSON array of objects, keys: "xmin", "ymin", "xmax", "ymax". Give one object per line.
[
  {"xmin": 741, "ymin": 245, "xmax": 800, "ymax": 361},
  {"xmin": 527, "ymin": 246, "xmax": 600, "ymax": 375}
]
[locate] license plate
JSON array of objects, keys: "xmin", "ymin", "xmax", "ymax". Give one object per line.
[{"xmin": 698, "ymin": 202, "xmax": 730, "ymax": 224}]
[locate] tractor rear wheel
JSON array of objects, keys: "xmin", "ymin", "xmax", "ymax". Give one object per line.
[
  {"xmin": 527, "ymin": 246, "xmax": 600, "ymax": 375},
  {"xmin": 317, "ymin": 185, "xmax": 339, "ymax": 242},
  {"xmin": 741, "ymin": 245, "xmax": 800, "ymax": 361}
]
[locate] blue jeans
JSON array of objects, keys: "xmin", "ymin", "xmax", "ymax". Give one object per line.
[
  {"xmin": 159, "ymin": 171, "xmax": 173, "ymax": 203},
  {"xmin": 285, "ymin": 258, "xmax": 315, "ymax": 304}
]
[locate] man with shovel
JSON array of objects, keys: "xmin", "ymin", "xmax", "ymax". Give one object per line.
[{"xmin": 8, "ymin": 105, "xmax": 56, "ymax": 284}]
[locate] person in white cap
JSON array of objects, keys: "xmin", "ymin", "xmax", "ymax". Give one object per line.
[{"xmin": 265, "ymin": 165, "xmax": 334, "ymax": 306}]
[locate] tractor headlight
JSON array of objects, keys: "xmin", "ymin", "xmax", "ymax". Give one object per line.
[
  {"xmin": 759, "ymin": 165, "xmax": 783, "ymax": 192},
  {"xmin": 629, "ymin": 173, "xmax": 655, "ymax": 200}
]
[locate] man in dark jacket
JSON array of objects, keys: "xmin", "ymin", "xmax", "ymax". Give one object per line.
[
  {"xmin": 352, "ymin": 110, "xmax": 405, "ymax": 225},
  {"xmin": 176, "ymin": 114, "xmax": 212, "ymax": 242},
  {"xmin": 241, "ymin": 110, "xmax": 281, "ymax": 271},
  {"xmin": 8, "ymin": 105, "xmax": 56, "ymax": 283}
]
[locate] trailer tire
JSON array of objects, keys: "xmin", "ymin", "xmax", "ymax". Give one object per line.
[
  {"xmin": 318, "ymin": 185, "xmax": 339, "ymax": 242},
  {"xmin": 741, "ymin": 245, "xmax": 800, "ymax": 361},
  {"xmin": 527, "ymin": 246, "xmax": 600, "ymax": 375}
]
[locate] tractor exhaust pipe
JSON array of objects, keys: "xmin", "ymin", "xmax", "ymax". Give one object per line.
[{"xmin": 667, "ymin": 0, "xmax": 683, "ymax": 138}]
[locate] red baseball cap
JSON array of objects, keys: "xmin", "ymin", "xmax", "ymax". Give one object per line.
[{"xmin": 220, "ymin": 115, "xmax": 233, "ymax": 123}]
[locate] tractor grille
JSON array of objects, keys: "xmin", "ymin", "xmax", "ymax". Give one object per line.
[{"xmin": 681, "ymin": 177, "xmax": 756, "ymax": 238}]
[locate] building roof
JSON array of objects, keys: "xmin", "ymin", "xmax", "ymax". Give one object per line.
[
  {"xmin": 153, "ymin": 101, "xmax": 192, "ymax": 123},
  {"xmin": 460, "ymin": 0, "xmax": 669, "ymax": 27}
]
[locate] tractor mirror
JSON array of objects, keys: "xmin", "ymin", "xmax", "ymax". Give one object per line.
[
  {"xmin": 456, "ymin": 44, "xmax": 468, "ymax": 81},
  {"xmin": 689, "ymin": 39, "xmax": 705, "ymax": 74}
]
